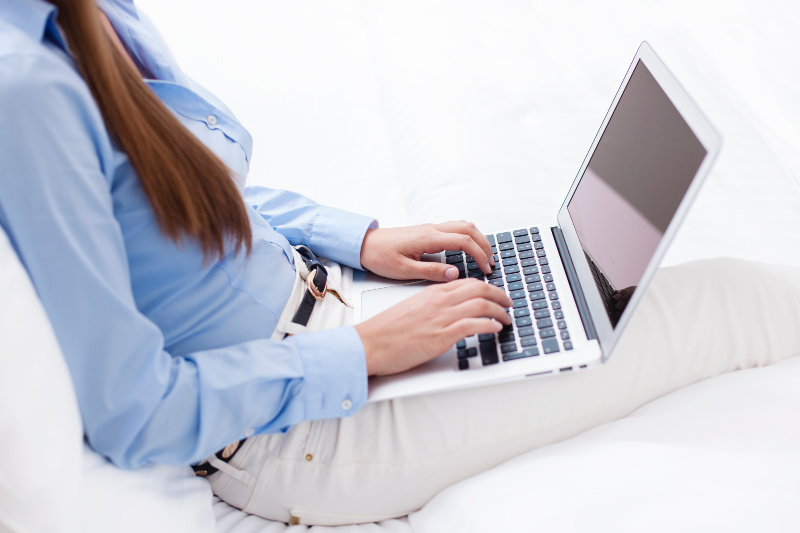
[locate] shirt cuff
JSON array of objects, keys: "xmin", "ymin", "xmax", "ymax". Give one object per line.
[
  {"xmin": 290, "ymin": 326, "xmax": 368, "ymax": 420},
  {"xmin": 309, "ymin": 205, "xmax": 378, "ymax": 269}
]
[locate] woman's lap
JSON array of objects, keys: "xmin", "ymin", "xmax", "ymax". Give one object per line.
[{"xmin": 210, "ymin": 258, "xmax": 800, "ymax": 526}]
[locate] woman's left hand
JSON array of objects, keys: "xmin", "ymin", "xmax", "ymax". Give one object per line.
[{"xmin": 359, "ymin": 221, "xmax": 496, "ymax": 282}]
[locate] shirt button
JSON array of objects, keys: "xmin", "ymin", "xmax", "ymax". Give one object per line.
[
  {"xmin": 207, "ymin": 115, "xmax": 218, "ymax": 125},
  {"xmin": 341, "ymin": 399, "xmax": 353, "ymax": 411},
  {"xmin": 244, "ymin": 428, "xmax": 254, "ymax": 437}
]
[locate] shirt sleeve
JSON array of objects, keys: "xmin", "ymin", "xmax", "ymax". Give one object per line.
[
  {"xmin": 244, "ymin": 185, "xmax": 378, "ymax": 269},
  {"xmin": 0, "ymin": 54, "xmax": 367, "ymax": 469}
]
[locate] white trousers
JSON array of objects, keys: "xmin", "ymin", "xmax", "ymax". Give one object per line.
[{"xmin": 209, "ymin": 258, "xmax": 800, "ymax": 526}]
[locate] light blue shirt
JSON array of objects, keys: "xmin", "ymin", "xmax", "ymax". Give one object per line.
[{"xmin": 0, "ymin": 0, "xmax": 375, "ymax": 468}]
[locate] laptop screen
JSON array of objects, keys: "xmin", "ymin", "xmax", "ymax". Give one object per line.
[{"xmin": 567, "ymin": 60, "xmax": 707, "ymax": 327}]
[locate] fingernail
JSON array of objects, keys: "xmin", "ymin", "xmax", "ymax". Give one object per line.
[
  {"xmin": 493, "ymin": 321, "xmax": 503, "ymax": 331},
  {"xmin": 444, "ymin": 266, "xmax": 458, "ymax": 281},
  {"xmin": 485, "ymin": 262, "xmax": 492, "ymax": 272}
]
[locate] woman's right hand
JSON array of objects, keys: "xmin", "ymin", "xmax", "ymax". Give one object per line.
[{"xmin": 353, "ymin": 278, "xmax": 513, "ymax": 376}]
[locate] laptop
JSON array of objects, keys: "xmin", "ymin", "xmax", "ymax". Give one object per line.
[{"xmin": 351, "ymin": 42, "xmax": 722, "ymax": 402}]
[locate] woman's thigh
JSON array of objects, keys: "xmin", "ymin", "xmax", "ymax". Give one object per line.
[{"xmin": 215, "ymin": 258, "xmax": 800, "ymax": 526}]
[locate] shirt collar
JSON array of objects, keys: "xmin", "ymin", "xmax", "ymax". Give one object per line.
[{"xmin": 0, "ymin": 0, "xmax": 68, "ymax": 49}]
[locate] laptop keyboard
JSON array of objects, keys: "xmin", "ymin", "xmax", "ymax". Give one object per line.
[{"xmin": 445, "ymin": 227, "xmax": 573, "ymax": 371}]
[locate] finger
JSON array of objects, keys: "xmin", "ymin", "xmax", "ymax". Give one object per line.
[
  {"xmin": 443, "ymin": 278, "xmax": 513, "ymax": 308},
  {"xmin": 400, "ymin": 257, "xmax": 461, "ymax": 282},
  {"xmin": 445, "ymin": 297, "xmax": 512, "ymax": 325},
  {"xmin": 434, "ymin": 221, "xmax": 495, "ymax": 268},
  {"xmin": 429, "ymin": 232, "xmax": 493, "ymax": 274},
  {"xmin": 442, "ymin": 317, "xmax": 504, "ymax": 342}
]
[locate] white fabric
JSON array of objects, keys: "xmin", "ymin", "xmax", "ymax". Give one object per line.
[
  {"xmin": 0, "ymin": 228, "xmax": 84, "ymax": 533},
  {"xmin": 411, "ymin": 354, "xmax": 800, "ymax": 533},
  {"xmin": 76, "ymin": 444, "xmax": 216, "ymax": 533},
  {"xmin": 15, "ymin": 0, "xmax": 796, "ymax": 531}
]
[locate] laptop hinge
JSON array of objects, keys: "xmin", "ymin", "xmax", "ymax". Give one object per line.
[{"xmin": 551, "ymin": 227, "xmax": 597, "ymax": 341}]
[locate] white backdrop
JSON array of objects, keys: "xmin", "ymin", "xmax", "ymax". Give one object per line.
[{"xmin": 134, "ymin": 0, "xmax": 800, "ymax": 231}]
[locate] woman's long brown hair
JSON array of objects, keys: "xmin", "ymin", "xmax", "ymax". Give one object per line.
[{"xmin": 51, "ymin": 0, "xmax": 252, "ymax": 260}]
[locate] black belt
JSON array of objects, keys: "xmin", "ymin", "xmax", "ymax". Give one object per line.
[
  {"xmin": 193, "ymin": 247, "xmax": 327, "ymax": 477},
  {"xmin": 291, "ymin": 246, "xmax": 328, "ymax": 326},
  {"xmin": 192, "ymin": 439, "xmax": 246, "ymax": 477}
]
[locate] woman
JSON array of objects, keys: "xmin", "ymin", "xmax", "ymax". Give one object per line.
[{"xmin": 1, "ymin": 0, "xmax": 799, "ymax": 526}]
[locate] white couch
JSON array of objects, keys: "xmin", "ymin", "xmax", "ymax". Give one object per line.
[{"xmin": 3, "ymin": 1, "xmax": 800, "ymax": 532}]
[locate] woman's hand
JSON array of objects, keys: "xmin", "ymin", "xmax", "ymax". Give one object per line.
[
  {"xmin": 354, "ymin": 278, "xmax": 513, "ymax": 376},
  {"xmin": 359, "ymin": 221, "xmax": 496, "ymax": 282}
]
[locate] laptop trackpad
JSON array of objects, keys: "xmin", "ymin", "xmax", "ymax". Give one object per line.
[{"xmin": 361, "ymin": 281, "xmax": 433, "ymax": 321}]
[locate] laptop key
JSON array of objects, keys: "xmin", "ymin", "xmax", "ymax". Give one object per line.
[
  {"xmin": 536, "ymin": 318, "xmax": 553, "ymax": 328},
  {"xmin": 541, "ymin": 339, "xmax": 560, "ymax": 354},
  {"xmin": 516, "ymin": 316, "xmax": 532, "ymax": 327},
  {"xmin": 445, "ymin": 250, "xmax": 463, "ymax": 257},
  {"xmin": 528, "ymin": 282, "xmax": 543, "ymax": 292},
  {"xmin": 543, "ymin": 274, "xmax": 554, "ymax": 282},
  {"xmin": 499, "ymin": 333, "xmax": 516, "ymax": 346},
  {"xmin": 480, "ymin": 342, "xmax": 499, "ymax": 365},
  {"xmin": 485, "ymin": 234, "xmax": 496, "ymax": 246},
  {"xmin": 446, "ymin": 255, "xmax": 464, "ymax": 264},
  {"xmin": 500, "ymin": 249, "xmax": 516, "ymax": 259},
  {"xmin": 457, "ymin": 348, "xmax": 468, "ymax": 359},
  {"xmin": 502, "ymin": 257, "xmax": 519, "ymax": 267},
  {"xmin": 512, "ymin": 298, "xmax": 528, "ymax": 308},
  {"xmin": 534, "ymin": 241, "xmax": 544, "ymax": 250},
  {"xmin": 531, "ymin": 300, "xmax": 548, "ymax": 310},
  {"xmin": 540, "ymin": 328, "xmax": 556, "ymax": 338},
  {"xmin": 478, "ymin": 333, "xmax": 496, "ymax": 342},
  {"xmin": 500, "ymin": 342, "xmax": 518, "ymax": 354},
  {"xmin": 554, "ymin": 310, "xmax": 564, "ymax": 319},
  {"xmin": 520, "ymin": 336, "xmax": 538, "ymax": 347},
  {"xmin": 523, "ymin": 266, "xmax": 539, "ymax": 275},
  {"xmin": 467, "ymin": 347, "xmax": 478, "ymax": 357},
  {"xmin": 509, "ymin": 290, "xmax": 526, "ymax": 300},
  {"xmin": 541, "ymin": 265, "xmax": 552, "ymax": 274},
  {"xmin": 503, "ymin": 347, "xmax": 539, "ymax": 361},
  {"xmin": 529, "ymin": 227, "xmax": 540, "ymax": 234},
  {"xmin": 563, "ymin": 341, "xmax": 573, "ymax": 350},
  {"xmin": 517, "ymin": 326, "xmax": 535, "ymax": 337},
  {"xmin": 506, "ymin": 273, "xmax": 522, "ymax": 282},
  {"xmin": 488, "ymin": 269, "xmax": 502, "ymax": 279},
  {"xmin": 504, "ymin": 265, "xmax": 520, "ymax": 275},
  {"xmin": 518, "ymin": 250, "xmax": 535, "ymax": 259},
  {"xmin": 514, "ymin": 235, "xmax": 531, "ymax": 245},
  {"xmin": 514, "ymin": 308, "xmax": 530, "ymax": 318},
  {"xmin": 488, "ymin": 278, "xmax": 504, "ymax": 288},
  {"xmin": 534, "ymin": 309, "xmax": 550, "ymax": 319},
  {"xmin": 531, "ymin": 233, "xmax": 542, "ymax": 242},
  {"xmin": 551, "ymin": 301, "xmax": 561, "ymax": 309},
  {"xmin": 496, "ymin": 232, "xmax": 513, "ymax": 243},
  {"xmin": 520, "ymin": 259, "xmax": 537, "ymax": 268},
  {"xmin": 539, "ymin": 257, "xmax": 549, "ymax": 265},
  {"xmin": 499, "ymin": 242, "xmax": 514, "ymax": 251},
  {"xmin": 456, "ymin": 339, "xmax": 467, "ymax": 349},
  {"xmin": 545, "ymin": 282, "xmax": 556, "ymax": 291},
  {"xmin": 516, "ymin": 242, "xmax": 533, "ymax": 252},
  {"xmin": 458, "ymin": 358, "xmax": 469, "ymax": 370},
  {"xmin": 561, "ymin": 330, "xmax": 570, "ymax": 340},
  {"xmin": 557, "ymin": 320, "xmax": 567, "ymax": 329},
  {"xmin": 513, "ymin": 229, "xmax": 528, "ymax": 237},
  {"xmin": 536, "ymin": 249, "xmax": 546, "ymax": 257},
  {"xmin": 529, "ymin": 290, "xmax": 545, "ymax": 301},
  {"xmin": 468, "ymin": 271, "xmax": 484, "ymax": 280},
  {"xmin": 525, "ymin": 273, "xmax": 541, "ymax": 284},
  {"xmin": 549, "ymin": 291, "xmax": 559, "ymax": 301},
  {"xmin": 507, "ymin": 281, "xmax": 524, "ymax": 291}
]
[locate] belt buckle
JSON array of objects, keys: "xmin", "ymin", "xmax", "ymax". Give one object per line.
[{"xmin": 307, "ymin": 268, "xmax": 327, "ymax": 300}]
